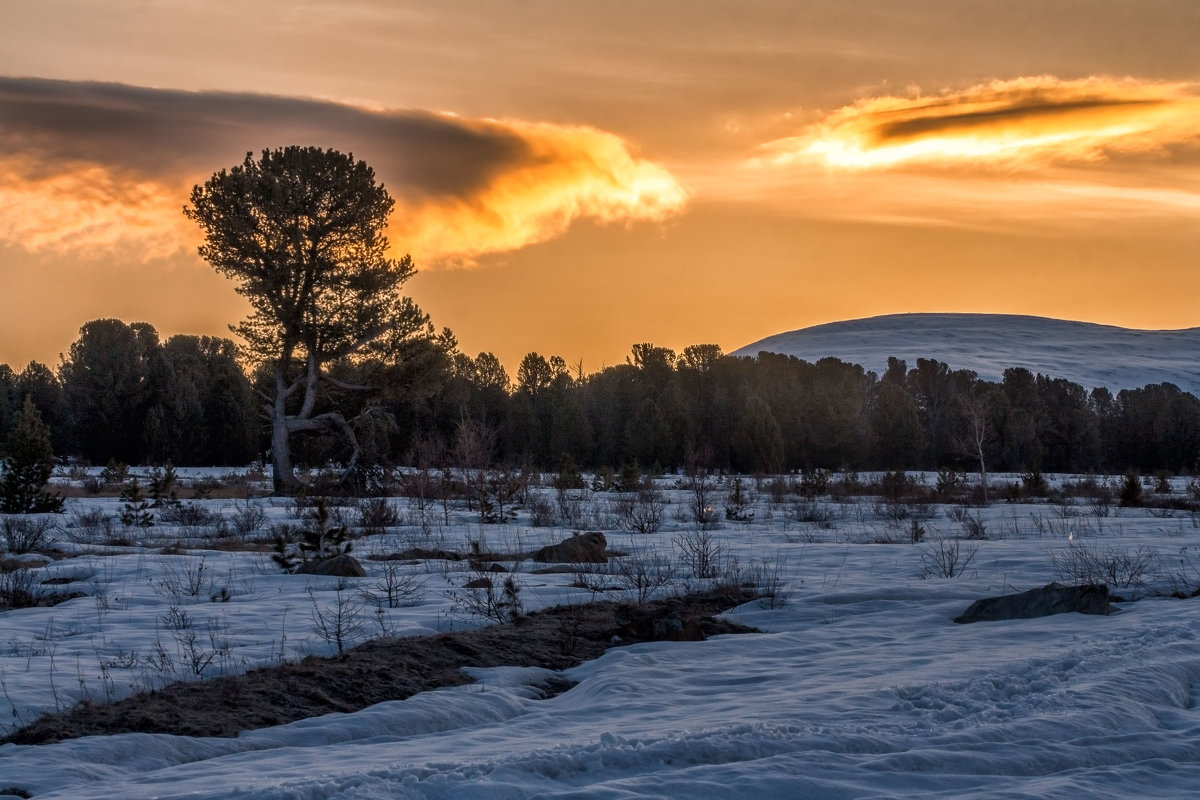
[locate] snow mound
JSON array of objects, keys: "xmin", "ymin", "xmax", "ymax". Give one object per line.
[{"xmin": 733, "ymin": 313, "xmax": 1200, "ymax": 393}]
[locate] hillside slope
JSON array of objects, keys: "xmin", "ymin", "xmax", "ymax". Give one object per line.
[{"xmin": 733, "ymin": 313, "xmax": 1200, "ymax": 394}]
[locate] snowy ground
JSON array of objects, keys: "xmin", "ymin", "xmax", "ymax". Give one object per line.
[{"xmin": 4, "ymin": 470, "xmax": 1200, "ymax": 798}]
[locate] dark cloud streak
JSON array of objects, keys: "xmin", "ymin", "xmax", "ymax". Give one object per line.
[
  {"xmin": 874, "ymin": 97, "xmax": 1164, "ymax": 143},
  {"xmin": 0, "ymin": 76, "xmax": 530, "ymax": 200}
]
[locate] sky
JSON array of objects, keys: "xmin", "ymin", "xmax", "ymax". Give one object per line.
[{"xmin": 2, "ymin": 0, "xmax": 1199, "ymax": 375}]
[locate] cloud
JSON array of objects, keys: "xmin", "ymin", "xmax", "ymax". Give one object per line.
[
  {"xmin": 754, "ymin": 76, "xmax": 1200, "ymax": 170},
  {"xmin": 0, "ymin": 78, "xmax": 685, "ymax": 262}
]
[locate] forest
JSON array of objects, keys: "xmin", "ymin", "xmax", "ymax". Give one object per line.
[{"xmin": 2, "ymin": 316, "xmax": 1198, "ymax": 479}]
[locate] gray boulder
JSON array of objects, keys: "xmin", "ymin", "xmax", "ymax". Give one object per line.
[
  {"xmin": 296, "ymin": 554, "xmax": 367, "ymax": 578},
  {"xmin": 530, "ymin": 532, "xmax": 608, "ymax": 564},
  {"xmin": 954, "ymin": 582, "xmax": 1119, "ymax": 624}
]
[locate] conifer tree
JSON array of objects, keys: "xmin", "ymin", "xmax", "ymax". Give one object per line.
[{"xmin": 1, "ymin": 396, "xmax": 64, "ymax": 514}]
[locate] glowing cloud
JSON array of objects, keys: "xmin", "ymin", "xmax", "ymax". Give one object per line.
[
  {"xmin": 0, "ymin": 157, "xmax": 195, "ymax": 260},
  {"xmin": 0, "ymin": 79, "xmax": 685, "ymax": 263},
  {"xmin": 756, "ymin": 77, "xmax": 1200, "ymax": 170},
  {"xmin": 392, "ymin": 118, "xmax": 686, "ymax": 260}
]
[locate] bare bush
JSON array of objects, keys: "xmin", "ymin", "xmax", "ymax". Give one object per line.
[
  {"xmin": 763, "ymin": 476, "xmax": 792, "ymax": 506},
  {"xmin": 917, "ymin": 538, "xmax": 978, "ymax": 579},
  {"xmin": 448, "ymin": 570, "xmax": 523, "ymax": 623},
  {"xmin": 310, "ymin": 588, "xmax": 367, "ymax": 653},
  {"xmin": 556, "ymin": 486, "xmax": 587, "ymax": 527},
  {"xmin": 683, "ymin": 470, "xmax": 721, "ymax": 530},
  {"xmin": 356, "ymin": 497, "xmax": 399, "ymax": 535},
  {"xmin": 227, "ymin": 499, "xmax": 267, "ymax": 539},
  {"xmin": 611, "ymin": 548, "xmax": 675, "ymax": 603},
  {"xmin": 150, "ymin": 557, "xmax": 211, "ymax": 604},
  {"xmin": 1051, "ymin": 542, "xmax": 1157, "ymax": 595},
  {"xmin": 0, "ymin": 567, "xmax": 48, "ymax": 609},
  {"xmin": 672, "ymin": 529, "xmax": 727, "ymax": 580},
  {"xmin": 945, "ymin": 506, "xmax": 987, "ymax": 540},
  {"xmin": 527, "ymin": 493, "xmax": 556, "ymax": 528},
  {"xmin": 159, "ymin": 606, "xmax": 231, "ymax": 676},
  {"xmin": 613, "ymin": 490, "xmax": 666, "ymax": 534},
  {"xmin": 67, "ymin": 508, "xmax": 117, "ymax": 544},
  {"xmin": 742, "ymin": 556, "xmax": 791, "ymax": 608},
  {"xmin": 158, "ymin": 503, "xmax": 216, "ymax": 526},
  {"xmin": 788, "ymin": 500, "xmax": 837, "ymax": 529},
  {"xmin": 1, "ymin": 516, "xmax": 58, "ymax": 554},
  {"xmin": 358, "ymin": 561, "xmax": 428, "ymax": 608}
]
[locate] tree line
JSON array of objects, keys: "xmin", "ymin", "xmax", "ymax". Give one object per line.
[
  {"xmin": 2, "ymin": 319, "xmax": 1198, "ymax": 477},
  {"xmin": 4, "ymin": 147, "xmax": 1195, "ymax": 492}
]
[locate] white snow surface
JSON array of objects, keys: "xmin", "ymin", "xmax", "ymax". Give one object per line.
[
  {"xmin": 733, "ymin": 313, "xmax": 1200, "ymax": 394},
  {"xmin": 4, "ymin": 472, "xmax": 1200, "ymax": 798}
]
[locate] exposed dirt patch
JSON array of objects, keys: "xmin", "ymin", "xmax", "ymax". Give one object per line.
[{"xmin": 4, "ymin": 587, "xmax": 757, "ymax": 745}]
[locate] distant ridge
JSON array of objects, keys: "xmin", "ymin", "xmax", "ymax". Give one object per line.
[{"xmin": 733, "ymin": 313, "xmax": 1200, "ymax": 394}]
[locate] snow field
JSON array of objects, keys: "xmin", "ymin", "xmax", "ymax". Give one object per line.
[{"xmin": 3, "ymin": 470, "xmax": 1200, "ymax": 798}]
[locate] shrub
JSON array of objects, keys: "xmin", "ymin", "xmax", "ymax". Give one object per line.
[
  {"xmin": 935, "ymin": 468, "xmax": 966, "ymax": 500},
  {"xmin": 1021, "ymin": 470, "xmax": 1049, "ymax": 498},
  {"xmin": 610, "ymin": 546, "xmax": 675, "ymax": 603},
  {"xmin": 798, "ymin": 469, "xmax": 829, "ymax": 499},
  {"xmin": 449, "ymin": 571, "xmax": 522, "ymax": 623},
  {"xmin": 0, "ymin": 567, "xmax": 48, "ymax": 609},
  {"xmin": 879, "ymin": 470, "xmax": 917, "ymax": 503},
  {"xmin": 614, "ymin": 489, "xmax": 666, "ymax": 534},
  {"xmin": 358, "ymin": 561, "xmax": 428, "ymax": 609},
  {"xmin": 946, "ymin": 506, "xmax": 987, "ymax": 540},
  {"xmin": 67, "ymin": 508, "xmax": 117, "ymax": 543},
  {"xmin": 159, "ymin": 503, "xmax": 216, "ymax": 526},
  {"xmin": 0, "ymin": 516, "xmax": 58, "ymax": 554},
  {"xmin": 1051, "ymin": 542, "xmax": 1156, "ymax": 595},
  {"xmin": 356, "ymin": 497, "xmax": 399, "ymax": 535},
  {"xmin": 1119, "ymin": 471, "xmax": 1143, "ymax": 508},
  {"xmin": 310, "ymin": 588, "xmax": 366, "ymax": 653},
  {"xmin": 228, "ymin": 499, "xmax": 267, "ymax": 539},
  {"xmin": 724, "ymin": 477, "xmax": 755, "ymax": 522},
  {"xmin": 673, "ymin": 528, "xmax": 727, "ymax": 580},
  {"xmin": 527, "ymin": 493, "xmax": 557, "ymax": 527},
  {"xmin": 917, "ymin": 537, "xmax": 978, "ymax": 579}
]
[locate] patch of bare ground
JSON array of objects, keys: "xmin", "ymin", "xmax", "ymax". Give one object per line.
[{"xmin": 3, "ymin": 587, "xmax": 757, "ymax": 745}]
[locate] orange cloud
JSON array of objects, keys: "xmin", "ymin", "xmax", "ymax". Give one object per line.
[
  {"xmin": 0, "ymin": 79, "xmax": 684, "ymax": 264},
  {"xmin": 0, "ymin": 156, "xmax": 195, "ymax": 260},
  {"xmin": 392, "ymin": 118, "xmax": 686, "ymax": 262},
  {"xmin": 755, "ymin": 76, "xmax": 1200, "ymax": 170}
]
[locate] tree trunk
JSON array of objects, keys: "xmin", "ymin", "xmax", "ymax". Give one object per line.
[{"xmin": 271, "ymin": 366, "xmax": 301, "ymax": 495}]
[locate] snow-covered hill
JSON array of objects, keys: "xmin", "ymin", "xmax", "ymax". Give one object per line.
[{"xmin": 734, "ymin": 313, "xmax": 1200, "ymax": 394}]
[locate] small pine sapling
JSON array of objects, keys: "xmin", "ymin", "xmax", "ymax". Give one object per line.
[
  {"xmin": 0, "ymin": 397, "xmax": 64, "ymax": 514},
  {"xmin": 148, "ymin": 464, "xmax": 182, "ymax": 508},
  {"xmin": 272, "ymin": 498, "xmax": 352, "ymax": 573},
  {"xmin": 724, "ymin": 477, "xmax": 755, "ymax": 522},
  {"xmin": 119, "ymin": 478, "xmax": 155, "ymax": 527}
]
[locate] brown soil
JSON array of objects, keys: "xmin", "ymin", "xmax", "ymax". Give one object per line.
[{"xmin": 4, "ymin": 587, "xmax": 757, "ymax": 745}]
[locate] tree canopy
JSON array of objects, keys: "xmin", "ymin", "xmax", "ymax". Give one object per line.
[{"xmin": 186, "ymin": 146, "xmax": 429, "ymax": 493}]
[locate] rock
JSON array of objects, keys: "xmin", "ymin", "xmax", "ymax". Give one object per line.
[
  {"xmin": 954, "ymin": 582, "xmax": 1119, "ymax": 624},
  {"xmin": 530, "ymin": 532, "xmax": 607, "ymax": 563},
  {"xmin": 296, "ymin": 554, "xmax": 367, "ymax": 578}
]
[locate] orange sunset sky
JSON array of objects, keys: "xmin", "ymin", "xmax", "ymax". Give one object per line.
[{"xmin": 2, "ymin": 1, "xmax": 1199, "ymax": 374}]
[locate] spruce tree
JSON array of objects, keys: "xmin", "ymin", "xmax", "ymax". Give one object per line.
[{"xmin": 1, "ymin": 396, "xmax": 64, "ymax": 514}]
